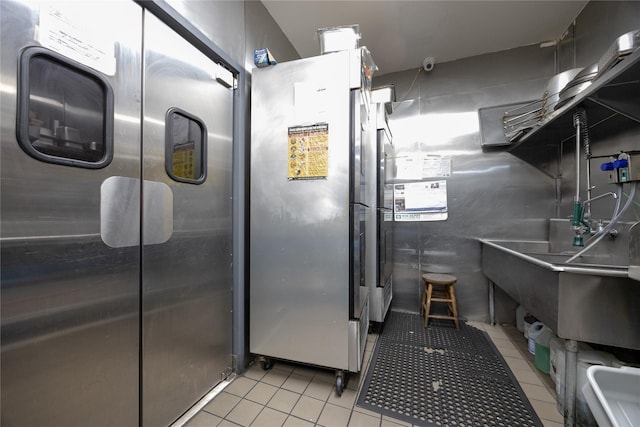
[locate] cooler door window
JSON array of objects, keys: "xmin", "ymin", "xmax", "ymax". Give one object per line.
[
  {"xmin": 17, "ymin": 47, "xmax": 114, "ymax": 168},
  {"xmin": 165, "ymin": 108, "xmax": 206, "ymax": 184}
]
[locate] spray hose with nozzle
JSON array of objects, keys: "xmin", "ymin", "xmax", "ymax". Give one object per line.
[{"xmin": 571, "ymin": 108, "xmax": 593, "ymax": 246}]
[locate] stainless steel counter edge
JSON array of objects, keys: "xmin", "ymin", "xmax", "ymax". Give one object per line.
[{"xmin": 478, "ymin": 238, "xmax": 630, "ymax": 278}]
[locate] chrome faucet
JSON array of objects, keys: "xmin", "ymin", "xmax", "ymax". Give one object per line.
[
  {"xmin": 582, "ymin": 191, "xmax": 618, "ymax": 205},
  {"xmin": 583, "ymin": 192, "xmax": 618, "ymax": 237},
  {"xmin": 572, "ymin": 191, "xmax": 619, "ymax": 245},
  {"xmin": 593, "ymin": 218, "xmax": 618, "ymax": 238}
]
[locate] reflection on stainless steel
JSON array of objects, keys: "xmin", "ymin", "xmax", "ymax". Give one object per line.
[
  {"xmin": 503, "ymin": 68, "xmax": 585, "ymax": 143},
  {"xmin": 630, "ymin": 222, "xmax": 640, "ymax": 281},
  {"xmin": 545, "ymin": 68, "xmax": 584, "ymax": 113},
  {"xmin": 1, "ymin": 2, "xmax": 234, "ymax": 427},
  {"xmin": 1, "ymin": 2, "xmax": 143, "ymax": 426},
  {"xmin": 250, "ymin": 50, "xmax": 370, "ymax": 382},
  {"xmin": 55, "ymin": 125, "xmax": 81, "ymax": 143},
  {"xmin": 555, "ymin": 63, "xmax": 598, "ymax": 110},
  {"xmin": 597, "ymin": 29, "xmax": 640, "ymax": 77},
  {"xmin": 142, "ymin": 13, "xmax": 233, "ymax": 426},
  {"xmin": 503, "ymin": 98, "xmax": 545, "ymax": 142},
  {"xmin": 367, "ymin": 86, "xmax": 395, "ymax": 323},
  {"xmin": 376, "ymin": 16, "xmax": 640, "ymax": 323},
  {"xmin": 391, "ymin": 112, "xmax": 479, "ymax": 146},
  {"xmin": 100, "ymin": 176, "xmax": 175, "ymax": 248},
  {"xmin": 480, "ymin": 239, "xmax": 628, "ymax": 276},
  {"xmin": 378, "ymin": 45, "xmax": 554, "ymax": 318}
]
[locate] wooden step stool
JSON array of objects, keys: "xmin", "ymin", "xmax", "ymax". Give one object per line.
[{"xmin": 421, "ymin": 273, "xmax": 459, "ymax": 330}]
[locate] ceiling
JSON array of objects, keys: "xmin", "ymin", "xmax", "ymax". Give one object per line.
[{"xmin": 261, "ymin": 1, "xmax": 589, "ymax": 76}]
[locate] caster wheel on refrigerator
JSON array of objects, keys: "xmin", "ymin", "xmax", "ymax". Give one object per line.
[
  {"xmin": 260, "ymin": 357, "xmax": 273, "ymax": 371},
  {"xmin": 335, "ymin": 372, "xmax": 345, "ymax": 396}
]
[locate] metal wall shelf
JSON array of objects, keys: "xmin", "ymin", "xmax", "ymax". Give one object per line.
[{"xmin": 508, "ymin": 48, "xmax": 640, "ymax": 157}]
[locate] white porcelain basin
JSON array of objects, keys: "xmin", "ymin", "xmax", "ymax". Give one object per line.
[{"xmin": 583, "ymin": 365, "xmax": 640, "ymax": 427}]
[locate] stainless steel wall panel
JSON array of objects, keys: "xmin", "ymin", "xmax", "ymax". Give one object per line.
[
  {"xmin": 1, "ymin": 1, "xmax": 143, "ymax": 426},
  {"xmin": 556, "ymin": 0, "xmax": 640, "ymax": 225},
  {"xmin": 390, "ymin": 221, "xmax": 422, "ymax": 313},
  {"xmin": 373, "ymin": 2, "xmax": 640, "ymax": 321},
  {"xmin": 244, "ymin": 1, "xmax": 301, "ymax": 70},
  {"xmin": 558, "ymin": 127, "xmax": 640, "ymax": 224},
  {"xmin": 165, "ymin": 0, "xmax": 246, "ymax": 67},
  {"xmin": 572, "ymin": 1, "xmax": 640, "ymax": 69},
  {"xmin": 631, "ymin": 222, "xmax": 640, "ymax": 281},
  {"xmin": 416, "ymin": 45, "xmax": 556, "ymax": 99},
  {"xmin": 142, "ymin": 13, "xmax": 233, "ymax": 427},
  {"xmin": 374, "ymin": 46, "xmax": 556, "ymax": 319}
]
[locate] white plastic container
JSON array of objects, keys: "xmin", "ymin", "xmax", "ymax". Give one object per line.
[
  {"xmin": 554, "ymin": 339, "xmax": 592, "ymax": 412},
  {"xmin": 549, "ymin": 336, "xmax": 566, "ymax": 385},
  {"xmin": 534, "ymin": 326, "xmax": 553, "ymax": 374},
  {"xmin": 523, "ymin": 313, "xmax": 537, "ymax": 339},
  {"xmin": 516, "ymin": 305, "xmax": 526, "ymax": 333},
  {"xmin": 528, "ymin": 322, "xmax": 545, "ymax": 355},
  {"xmin": 583, "ymin": 365, "xmax": 640, "ymax": 427},
  {"xmin": 317, "ymin": 25, "xmax": 360, "ymax": 54}
]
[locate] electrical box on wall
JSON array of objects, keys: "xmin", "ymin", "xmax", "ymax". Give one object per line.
[{"xmin": 601, "ymin": 151, "xmax": 640, "ymax": 183}]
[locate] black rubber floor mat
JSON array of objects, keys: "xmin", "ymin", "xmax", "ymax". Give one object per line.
[{"xmin": 357, "ymin": 311, "xmax": 543, "ymax": 427}]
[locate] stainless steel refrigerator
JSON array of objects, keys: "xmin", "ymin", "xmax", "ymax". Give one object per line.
[
  {"xmin": 250, "ymin": 48, "xmax": 375, "ymax": 395},
  {"xmin": 366, "ymin": 86, "xmax": 396, "ymax": 324}
]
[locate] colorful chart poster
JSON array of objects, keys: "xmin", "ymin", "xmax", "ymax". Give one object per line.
[{"xmin": 287, "ymin": 123, "xmax": 329, "ymax": 180}]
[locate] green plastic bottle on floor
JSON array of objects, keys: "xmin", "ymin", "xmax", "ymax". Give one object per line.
[{"xmin": 534, "ymin": 326, "xmax": 553, "ymax": 374}]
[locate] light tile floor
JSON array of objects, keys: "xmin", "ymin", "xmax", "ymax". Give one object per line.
[{"xmin": 183, "ymin": 322, "xmax": 564, "ymax": 427}]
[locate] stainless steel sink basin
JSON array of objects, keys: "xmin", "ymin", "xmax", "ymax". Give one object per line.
[
  {"xmin": 479, "ymin": 238, "xmax": 640, "ymax": 350},
  {"xmin": 526, "ymin": 252, "xmax": 624, "ymax": 268},
  {"xmin": 482, "ymin": 239, "xmax": 629, "ymax": 275}
]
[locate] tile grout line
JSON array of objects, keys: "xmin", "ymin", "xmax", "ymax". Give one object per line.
[
  {"xmin": 496, "ymin": 324, "xmax": 562, "ymax": 425},
  {"xmin": 242, "ymin": 364, "xmax": 299, "ymax": 426},
  {"xmin": 197, "ymin": 323, "xmax": 561, "ymax": 427}
]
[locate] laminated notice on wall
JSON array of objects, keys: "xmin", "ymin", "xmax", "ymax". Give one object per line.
[
  {"xmin": 423, "ymin": 155, "xmax": 451, "ymax": 178},
  {"xmin": 287, "ymin": 123, "xmax": 329, "ymax": 180},
  {"xmin": 394, "ymin": 181, "xmax": 448, "ymax": 221},
  {"xmin": 396, "ymin": 154, "xmax": 451, "ymax": 180}
]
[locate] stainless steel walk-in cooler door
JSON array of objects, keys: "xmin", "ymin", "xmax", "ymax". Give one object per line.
[
  {"xmin": 1, "ymin": 3, "xmax": 143, "ymax": 425},
  {"xmin": 141, "ymin": 13, "xmax": 233, "ymax": 427},
  {"xmin": 0, "ymin": 2, "xmax": 233, "ymax": 426}
]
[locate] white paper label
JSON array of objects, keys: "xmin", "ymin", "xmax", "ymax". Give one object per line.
[{"xmin": 38, "ymin": 4, "xmax": 116, "ymax": 76}]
